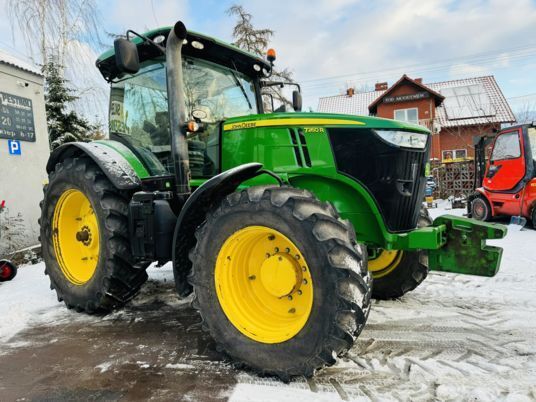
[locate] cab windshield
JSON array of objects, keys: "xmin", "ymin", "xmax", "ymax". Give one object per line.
[{"xmin": 108, "ymin": 56, "xmax": 258, "ymax": 176}]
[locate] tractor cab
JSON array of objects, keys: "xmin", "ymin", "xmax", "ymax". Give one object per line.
[
  {"xmin": 96, "ymin": 27, "xmax": 300, "ymax": 184},
  {"xmin": 470, "ymin": 123, "xmax": 536, "ymax": 224}
]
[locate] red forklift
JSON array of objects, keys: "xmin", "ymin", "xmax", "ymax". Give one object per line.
[
  {"xmin": 468, "ymin": 123, "xmax": 536, "ymax": 227},
  {"xmin": 0, "ymin": 200, "xmax": 17, "ymax": 282}
]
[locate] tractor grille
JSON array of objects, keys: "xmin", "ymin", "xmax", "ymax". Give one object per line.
[{"xmin": 329, "ymin": 128, "xmax": 429, "ymax": 232}]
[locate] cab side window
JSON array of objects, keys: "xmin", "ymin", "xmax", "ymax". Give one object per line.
[{"xmin": 491, "ymin": 132, "xmax": 521, "ymax": 161}]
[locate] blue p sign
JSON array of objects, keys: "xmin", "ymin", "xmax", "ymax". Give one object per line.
[{"xmin": 8, "ymin": 140, "xmax": 21, "ymax": 155}]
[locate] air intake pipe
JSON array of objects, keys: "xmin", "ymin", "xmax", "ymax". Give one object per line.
[{"xmin": 166, "ymin": 21, "xmax": 191, "ymax": 199}]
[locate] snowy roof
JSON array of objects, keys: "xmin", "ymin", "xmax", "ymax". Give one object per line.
[
  {"xmin": 318, "ymin": 76, "xmax": 516, "ymax": 128},
  {"xmin": 0, "ymin": 49, "xmax": 42, "ymax": 76}
]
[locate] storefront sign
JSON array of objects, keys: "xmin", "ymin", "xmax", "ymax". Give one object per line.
[
  {"xmin": 0, "ymin": 92, "xmax": 36, "ymax": 142},
  {"xmin": 383, "ymin": 92, "xmax": 430, "ymax": 104}
]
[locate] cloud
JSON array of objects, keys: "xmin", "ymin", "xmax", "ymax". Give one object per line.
[
  {"xmin": 228, "ymin": 0, "xmax": 536, "ymax": 109},
  {"xmin": 2, "ymin": 0, "xmax": 536, "ymax": 114},
  {"xmin": 105, "ymin": 0, "xmax": 190, "ymax": 34}
]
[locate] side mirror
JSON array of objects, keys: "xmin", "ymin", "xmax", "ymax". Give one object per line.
[
  {"xmin": 292, "ymin": 90, "xmax": 302, "ymax": 112},
  {"xmin": 114, "ymin": 38, "xmax": 140, "ymax": 74}
]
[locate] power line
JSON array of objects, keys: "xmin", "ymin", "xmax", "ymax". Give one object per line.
[
  {"xmin": 300, "ymin": 42, "xmax": 536, "ymax": 85},
  {"xmin": 302, "ymin": 49, "xmax": 536, "ymax": 93},
  {"xmin": 303, "ymin": 54, "xmax": 536, "ymax": 97}
]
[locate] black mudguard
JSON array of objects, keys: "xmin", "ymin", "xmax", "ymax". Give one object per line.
[
  {"xmin": 172, "ymin": 163, "xmax": 265, "ymax": 297},
  {"xmin": 46, "ymin": 142, "xmax": 141, "ymax": 190}
]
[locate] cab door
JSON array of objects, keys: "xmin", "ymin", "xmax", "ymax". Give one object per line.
[{"xmin": 484, "ymin": 128, "xmax": 525, "ymax": 191}]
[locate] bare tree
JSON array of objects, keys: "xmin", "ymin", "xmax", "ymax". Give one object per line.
[
  {"xmin": 6, "ymin": 0, "xmax": 107, "ymax": 123},
  {"xmin": 514, "ymin": 101, "xmax": 536, "ymax": 124},
  {"xmin": 7, "ymin": 0, "xmax": 101, "ymax": 66},
  {"xmin": 227, "ymin": 4, "xmax": 295, "ymax": 111}
]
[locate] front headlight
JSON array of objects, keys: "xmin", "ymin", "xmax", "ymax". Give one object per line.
[{"xmin": 375, "ymin": 130, "xmax": 428, "ymax": 149}]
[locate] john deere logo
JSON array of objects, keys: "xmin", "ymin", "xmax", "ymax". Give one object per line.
[{"xmin": 228, "ymin": 122, "xmax": 257, "ymax": 130}]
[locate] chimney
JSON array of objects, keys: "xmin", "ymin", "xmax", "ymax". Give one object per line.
[
  {"xmin": 346, "ymin": 87, "xmax": 355, "ymax": 97},
  {"xmin": 414, "ymin": 78, "xmax": 423, "ymax": 84},
  {"xmin": 375, "ymin": 82, "xmax": 388, "ymax": 91}
]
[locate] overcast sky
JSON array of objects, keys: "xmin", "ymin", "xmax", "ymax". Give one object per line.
[{"xmin": 1, "ymin": 0, "xmax": 535, "ymax": 117}]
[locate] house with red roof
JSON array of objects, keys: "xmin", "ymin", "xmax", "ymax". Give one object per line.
[{"xmin": 318, "ymin": 75, "xmax": 516, "ymax": 162}]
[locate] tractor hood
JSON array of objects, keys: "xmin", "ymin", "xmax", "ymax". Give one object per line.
[{"xmin": 222, "ymin": 112, "xmax": 431, "ymax": 133}]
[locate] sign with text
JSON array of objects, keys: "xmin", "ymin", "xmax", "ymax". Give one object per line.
[
  {"xmin": 0, "ymin": 92, "xmax": 36, "ymax": 142},
  {"xmin": 8, "ymin": 139, "xmax": 21, "ymax": 155},
  {"xmin": 383, "ymin": 92, "xmax": 430, "ymax": 104}
]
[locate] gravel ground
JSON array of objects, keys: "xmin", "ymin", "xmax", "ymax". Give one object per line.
[{"xmin": 0, "ymin": 202, "xmax": 535, "ymax": 401}]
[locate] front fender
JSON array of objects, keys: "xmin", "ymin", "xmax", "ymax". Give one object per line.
[
  {"xmin": 172, "ymin": 163, "xmax": 266, "ymax": 297},
  {"xmin": 288, "ymin": 173, "xmax": 387, "ymax": 247}
]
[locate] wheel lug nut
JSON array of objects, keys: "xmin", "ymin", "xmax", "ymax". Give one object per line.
[
  {"xmin": 297, "ymin": 290, "xmax": 302, "ymax": 295},
  {"xmin": 275, "ymin": 247, "xmax": 279, "ymax": 252},
  {"xmin": 302, "ymin": 279, "xmax": 308, "ymax": 285},
  {"xmin": 266, "ymin": 253, "xmax": 271, "ymax": 258},
  {"xmin": 287, "ymin": 295, "xmax": 293, "ymax": 300},
  {"xmin": 285, "ymin": 247, "xmax": 290, "ymax": 253},
  {"xmin": 295, "ymin": 255, "xmax": 300, "ymax": 260},
  {"xmin": 302, "ymin": 266, "xmax": 307, "ymax": 272}
]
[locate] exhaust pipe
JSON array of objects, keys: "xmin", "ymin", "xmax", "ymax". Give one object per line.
[{"xmin": 166, "ymin": 21, "xmax": 190, "ymax": 199}]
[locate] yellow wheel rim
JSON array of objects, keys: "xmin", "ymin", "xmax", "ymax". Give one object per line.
[
  {"xmin": 52, "ymin": 189, "xmax": 100, "ymax": 285},
  {"xmin": 368, "ymin": 249, "xmax": 403, "ymax": 279},
  {"xmin": 215, "ymin": 226, "xmax": 313, "ymax": 344}
]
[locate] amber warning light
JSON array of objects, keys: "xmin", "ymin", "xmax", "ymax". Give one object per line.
[{"xmin": 267, "ymin": 48, "xmax": 276, "ymax": 63}]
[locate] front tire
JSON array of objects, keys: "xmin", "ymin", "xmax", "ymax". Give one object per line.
[
  {"xmin": 39, "ymin": 157, "xmax": 149, "ymax": 313},
  {"xmin": 189, "ymin": 186, "xmax": 371, "ymax": 379},
  {"xmin": 370, "ymin": 206, "xmax": 433, "ymax": 300},
  {"xmin": 471, "ymin": 195, "xmax": 491, "ymax": 221}
]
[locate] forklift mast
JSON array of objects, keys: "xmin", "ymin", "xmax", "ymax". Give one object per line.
[{"xmin": 472, "ymin": 134, "xmax": 496, "ymax": 190}]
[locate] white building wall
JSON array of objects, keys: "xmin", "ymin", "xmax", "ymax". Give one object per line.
[{"xmin": 0, "ymin": 63, "xmax": 49, "ymax": 255}]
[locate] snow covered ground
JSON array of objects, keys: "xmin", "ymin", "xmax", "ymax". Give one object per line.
[{"xmin": 0, "ymin": 201, "xmax": 535, "ymax": 401}]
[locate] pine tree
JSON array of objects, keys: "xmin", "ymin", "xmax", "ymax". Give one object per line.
[
  {"xmin": 227, "ymin": 5, "xmax": 294, "ymax": 111},
  {"xmin": 43, "ymin": 59, "xmax": 96, "ymax": 149}
]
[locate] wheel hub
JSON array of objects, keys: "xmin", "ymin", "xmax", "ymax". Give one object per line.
[
  {"xmin": 260, "ymin": 254, "xmax": 298, "ymax": 297},
  {"xmin": 76, "ymin": 226, "xmax": 92, "ymax": 245}
]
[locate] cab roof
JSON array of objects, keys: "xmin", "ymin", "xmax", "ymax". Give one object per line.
[{"xmin": 96, "ymin": 26, "xmax": 271, "ymax": 82}]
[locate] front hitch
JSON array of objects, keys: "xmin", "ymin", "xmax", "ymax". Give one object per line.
[{"xmin": 428, "ymin": 215, "xmax": 507, "ymax": 277}]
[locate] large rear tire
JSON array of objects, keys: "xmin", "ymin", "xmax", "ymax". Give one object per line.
[
  {"xmin": 370, "ymin": 206, "xmax": 432, "ymax": 300},
  {"xmin": 39, "ymin": 157, "xmax": 149, "ymax": 313},
  {"xmin": 189, "ymin": 186, "xmax": 371, "ymax": 379}
]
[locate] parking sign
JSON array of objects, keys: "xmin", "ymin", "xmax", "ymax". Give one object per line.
[{"xmin": 8, "ymin": 140, "xmax": 21, "ymax": 155}]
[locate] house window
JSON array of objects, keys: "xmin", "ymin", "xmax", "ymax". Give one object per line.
[
  {"xmin": 442, "ymin": 149, "xmax": 467, "ymax": 162},
  {"xmin": 394, "ymin": 108, "xmax": 418, "ymax": 124}
]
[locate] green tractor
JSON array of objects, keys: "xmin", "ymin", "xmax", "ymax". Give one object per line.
[{"xmin": 40, "ymin": 21, "xmax": 506, "ymax": 379}]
